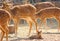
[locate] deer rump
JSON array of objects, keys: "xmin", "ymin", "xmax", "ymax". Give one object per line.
[{"xmin": 0, "ymin": 9, "xmax": 10, "ymax": 24}]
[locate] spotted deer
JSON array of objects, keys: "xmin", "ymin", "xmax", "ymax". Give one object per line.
[
  {"xmin": 2, "ymin": 2, "xmax": 38, "ymax": 36},
  {"xmin": 0, "ymin": 9, "xmax": 11, "ymax": 41},
  {"xmin": 35, "ymin": 7, "xmax": 60, "ymax": 32},
  {"xmin": 34, "ymin": 2, "xmax": 55, "ymax": 31},
  {"xmin": 34, "ymin": 2, "xmax": 55, "ymax": 12}
]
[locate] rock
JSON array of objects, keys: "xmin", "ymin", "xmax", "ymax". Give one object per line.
[{"xmin": 8, "ymin": 25, "xmax": 15, "ymax": 34}]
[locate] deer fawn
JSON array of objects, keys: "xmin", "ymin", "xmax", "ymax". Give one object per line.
[
  {"xmin": 0, "ymin": 9, "xmax": 11, "ymax": 41},
  {"xmin": 34, "ymin": 2, "xmax": 55, "ymax": 31},
  {"xmin": 35, "ymin": 7, "xmax": 60, "ymax": 32},
  {"xmin": 34, "ymin": 2, "xmax": 55, "ymax": 12},
  {"xmin": 2, "ymin": 2, "xmax": 38, "ymax": 36}
]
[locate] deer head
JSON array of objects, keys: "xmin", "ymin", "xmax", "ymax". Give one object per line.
[{"xmin": 2, "ymin": 1, "xmax": 12, "ymax": 11}]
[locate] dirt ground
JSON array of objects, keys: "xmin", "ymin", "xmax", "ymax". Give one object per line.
[
  {"xmin": 3, "ymin": 34, "xmax": 60, "ymax": 41},
  {"xmin": 2, "ymin": 26, "xmax": 60, "ymax": 41}
]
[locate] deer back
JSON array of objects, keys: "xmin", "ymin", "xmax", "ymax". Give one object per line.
[
  {"xmin": 11, "ymin": 4, "xmax": 36, "ymax": 18},
  {"xmin": 34, "ymin": 2, "xmax": 55, "ymax": 12}
]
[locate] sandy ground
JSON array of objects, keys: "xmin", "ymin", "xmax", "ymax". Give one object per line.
[
  {"xmin": 3, "ymin": 34, "xmax": 60, "ymax": 41},
  {"xmin": 1, "ymin": 26, "xmax": 60, "ymax": 41}
]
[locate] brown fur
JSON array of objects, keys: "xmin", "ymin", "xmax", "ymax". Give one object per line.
[
  {"xmin": 11, "ymin": 4, "xmax": 36, "ymax": 17},
  {"xmin": 0, "ymin": 9, "xmax": 11, "ymax": 41},
  {"xmin": 34, "ymin": 2, "xmax": 55, "ymax": 12},
  {"xmin": 35, "ymin": 7, "xmax": 60, "ymax": 31},
  {"xmin": 2, "ymin": 2, "xmax": 38, "ymax": 36},
  {"xmin": 34, "ymin": 2, "xmax": 55, "ymax": 31}
]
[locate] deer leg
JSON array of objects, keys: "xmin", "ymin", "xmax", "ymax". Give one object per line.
[
  {"xmin": 0, "ymin": 25, "xmax": 8, "ymax": 41},
  {"xmin": 38, "ymin": 18, "xmax": 43, "ymax": 30},
  {"xmin": 14, "ymin": 20, "xmax": 17, "ymax": 37},
  {"xmin": 14, "ymin": 19, "xmax": 19, "ymax": 37},
  {"xmin": 46, "ymin": 19, "xmax": 51, "ymax": 31},
  {"xmin": 31, "ymin": 18, "xmax": 38, "ymax": 34},
  {"xmin": 27, "ymin": 21, "xmax": 32, "ymax": 36},
  {"xmin": 44, "ymin": 19, "xmax": 49, "ymax": 32},
  {"xmin": 55, "ymin": 17, "xmax": 60, "ymax": 32},
  {"xmin": 6, "ymin": 32, "xmax": 8, "ymax": 41},
  {"xmin": 1, "ymin": 32, "xmax": 4, "ymax": 41},
  {"xmin": 57, "ymin": 19, "xmax": 60, "ymax": 32},
  {"xmin": 27, "ymin": 17, "xmax": 38, "ymax": 36},
  {"xmin": 4, "ymin": 25, "xmax": 9, "ymax": 41},
  {"xmin": 58, "ymin": 22, "xmax": 60, "ymax": 32},
  {"xmin": 39, "ymin": 18, "xmax": 44, "ymax": 32},
  {"xmin": 34, "ymin": 21, "xmax": 38, "ymax": 34},
  {"xmin": 5, "ymin": 28, "xmax": 9, "ymax": 41},
  {"xmin": 41, "ymin": 18, "xmax": 49, "ymax": 32},
  {"xmin": 0, "ymin": 29, "xmax": 5, "ymax": 41}
]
